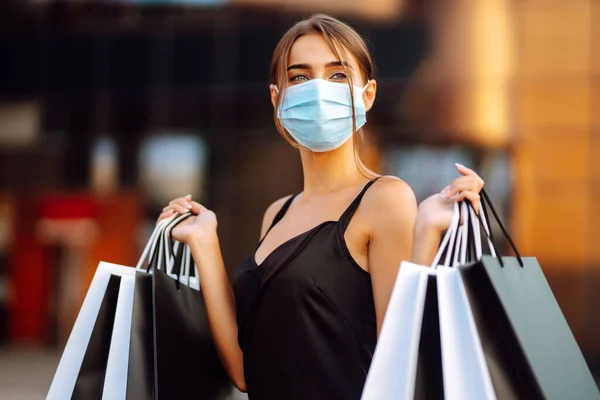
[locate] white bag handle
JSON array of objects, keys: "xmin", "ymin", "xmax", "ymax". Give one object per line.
[
  {"xmin": 455, "ymin": 200, "xmax": 496, "ymax": 266},
  {"xmin": 157, "ymin": 212, "xmax": 201, "ymax": 289},
  {"xmin": 179, "ymin": 243, "xmax": 190, "ymax": 286},
  {"xmin": 431, "ymin": 201, "xmax": 461, "ymax": 268},
  {"xmin": 460, "ymin": 201, "xmax": 496, "ymax": 264},
  {"xmin": 135, "ymin": 216, "xmax": 174, "ymax": 270},
  {"xmin": 432, "ymin": 198, "xmax": 497, "ymax": 269},
  {"xmin": 183, "ymin": 245, "xmax": 200, "ymax": 290},
  {"xmin": 159, "ymin": 212, "xmax": 191, "ymax": 274}
]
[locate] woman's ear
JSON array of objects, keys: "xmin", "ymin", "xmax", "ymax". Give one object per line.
[
  {"xmin": 270, "ymin": 84, "xmax": 279, "ymax": 109},
  {"xmin": 362, "ymin": 80, "xmax": 377, "ymax": 112}
]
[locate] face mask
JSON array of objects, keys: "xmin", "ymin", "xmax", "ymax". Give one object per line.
[{"xmin": 275, "ymin": 79, "xmax": 369, "ymax": 152}]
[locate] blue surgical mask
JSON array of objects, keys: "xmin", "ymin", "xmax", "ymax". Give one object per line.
[{"xmin": 276, "ymin": 79, "xmax": 369, "ymax": 152}]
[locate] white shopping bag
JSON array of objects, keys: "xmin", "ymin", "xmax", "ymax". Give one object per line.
[
  {"xmin": 46, "ymin": 217, "xmax": 173, "ymax": 400},
  {"xmin": 437, "ymin": 201, "xmax": 497, "ymax": 400},
  {"xmin": 361, "ymin": 261, "xmax": 431, "ymax": 399},
  {"xmin": 45, "ymin": 262, "xmax": 137, "ymax": 400}
]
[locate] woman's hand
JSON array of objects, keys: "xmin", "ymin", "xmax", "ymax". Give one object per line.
[
  {"xmin": 157, "ymin": 194, "xmax": 218, "ymax": 246},
  {"xmin": 416, "ymin": 163, "xmax": 485, "ymax": 233},
  {"xmin": 410, "ymin": 163, "xmax": 484, "ymax": 265}
]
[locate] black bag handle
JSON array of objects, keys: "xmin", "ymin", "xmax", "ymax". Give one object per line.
[{"xmin": 466, "ymin": 189, "xmax": 524, "ymax": 267}]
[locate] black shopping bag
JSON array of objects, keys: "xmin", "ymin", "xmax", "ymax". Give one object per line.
[
  {"xmin": 126, "ymin": 213, "xmax": 231, "ymax": 400},
  {"xmin": 414, "ymin": 274, "xmax": 444, "ymax": 400},
  {"xmin": 459, "ymin": 191, "xmax": 600, "ymax": 400}
]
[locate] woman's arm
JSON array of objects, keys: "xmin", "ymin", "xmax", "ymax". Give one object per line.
[
  {"xmin": 189, "ymin": 236, "xmax": 246, "ymax": 392},
  {"xmin": 366, "ymin": 178, "xmax": 418, "ymax": 335},
  {"xmin": 166, "ymin": 197, "xmax": 246, "ymax": 392}
]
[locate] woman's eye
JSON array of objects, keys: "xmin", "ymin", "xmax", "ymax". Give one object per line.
[
  {"xmin": 330, "ymin": 72, "xmax": 347, "ymax": 80},
  {"xmin": 290, "ymin": 75, "xmax": 309, "ymax": 82}
]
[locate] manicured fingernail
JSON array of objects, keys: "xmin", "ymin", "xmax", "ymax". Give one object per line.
[
  {"xmin": 186, "ymin": 204, "xmax": 192, "ymax": 209},
  {"xmin": 441, "ymin": 186, "xmax": 450, "ymax": 194},
  {"xmin": 185, "ymin": 194, "xmax": 192, "ymax": 198},
  {"xmin": 455, "ymin": 163, "xmax": 464, "ymax": 168}
]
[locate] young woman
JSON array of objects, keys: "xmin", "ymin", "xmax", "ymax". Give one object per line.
[{"xmin": 158, "ymin": 14, "xmax": 484, "ymax": 400}]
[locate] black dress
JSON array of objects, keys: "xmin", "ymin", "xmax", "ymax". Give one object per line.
[{"xmin": 233, "ymin": 178, "xmax": 380, "ymax": 400}]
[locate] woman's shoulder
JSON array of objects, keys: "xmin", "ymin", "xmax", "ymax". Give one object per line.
[
  {"xmin": 357, "ymin": 175, "xmax": 418, "ymax": 237},
  {"xmin": 358, "ymin": 175, "xmax": 418, "ymax": 225},
  {"xmin": 367, "ymin": 175, "xmax": 416, "ymax": 209}
]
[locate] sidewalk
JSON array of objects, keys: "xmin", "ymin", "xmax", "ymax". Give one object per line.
[
  {"xmin": 0, "ymin": 346, "xmax": 248, "ymax": 400},
  {"xmin": 0, "ymin": 346, "xmax": 60, "ymax": 400}
]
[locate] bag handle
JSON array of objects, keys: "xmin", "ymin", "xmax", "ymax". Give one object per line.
[
  {"xmin": 438, "ymin": 197, "xmax": 496, "ymax": 267},
  {"xmin": 148, "ymin": 212, "xmax": 190, "ymax": 273},
  {"xmin": 431, "ymin": 201, "xmax": 461, "ymax": 268},
  {"xmin": 135, "ymin": 216, "xmax": 174, "ymax": 270},
  {"xmin": 467, "ymin": 189, "xmax": 524, "ymax": 267},
  {"xmin": 455, "ymin": 202, "xmax": 469, "ymax": 266},
  {"xmin": 457, "ymin": 199, "xmax": 493, "ymax": 265},
  {"xmin": 182, "ymin": 244, "xmax": 200, "ymax": 290},
  {"xmin": 158, "ymin": 212, "xmax": 198, "ymax": 289}
]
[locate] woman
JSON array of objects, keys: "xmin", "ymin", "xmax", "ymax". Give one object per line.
[{"xmin": 158, "ymin": 14, "xmax": 484, "ymax": 399}]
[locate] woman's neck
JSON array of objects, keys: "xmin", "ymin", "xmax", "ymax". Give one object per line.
[{"xmin": 299, "ymin": 139, "xmax": 367, "ymax": 197}]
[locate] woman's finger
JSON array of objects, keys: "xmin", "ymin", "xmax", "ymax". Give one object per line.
[
  {"xmin": 190, "ymin": 201, "xmax": 206, "ymax": 214},
  {"xmin": 166, "ymin": 199, "xmax": 191, "ymax": 214},
  {"xmin": 442, "ymin": 176, "xmax": 481, "ymax": 198},
  {"xmin": 456, "ymin": 163, "xmax": 476, "ymax": 176},
  {"xmin": 156, "ymin": 209, "xmax": 175, "ymax": 224},
  {"xmin": 455, "ymin": 163, "xmax": 485, "ymax": 188},
  {"xmin": 169, "ymin": 204, "xmax": 188, "ymax": 214},
  {"xmin": 451, "ymin": 191, "xmax": 481, "ymax": 212},
  {"xmin": 169, "ymin": 195, "xmax": 192, "ymax": 207}
]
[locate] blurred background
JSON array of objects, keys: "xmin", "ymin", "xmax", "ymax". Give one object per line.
[{"xmin": 0, "ymin": 0, "xmax": 598, "ymax": 398}]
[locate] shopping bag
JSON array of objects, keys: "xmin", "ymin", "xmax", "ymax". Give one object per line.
[
  {"xmin": 46, "ymin": 262, "xmax": 136, "ymax": 400},
  {"xmin": 413, "ymin": 271, "xmax": 444, "ymax": 400},
  {"xmin": 102, "ymin": 274, "xmax": 135, "ymax": 399},
  {"xmin": 459, "ymin": 191, "xmax": 600, "ymax": 400},
  {"xmin": 102, "ymin": 218, "xmax": 172, "ymax": 400},
  {"xmin": 47, "ymin": 214, "xmax": 174, "ymax": 400},
  {"xmin": 361, "ymin": 261, "xmax": 431, "ymax": 399},
  {"xmin": 362, "ymin": 203, "xmax": 463, "ymax": 400},
  {"xmin": 437, "ymin": 201, "xmax": 496, "ymax": 400},
  {"xmin": 126, "ymin": 213, "xmax": 232, "ymax": 400}
]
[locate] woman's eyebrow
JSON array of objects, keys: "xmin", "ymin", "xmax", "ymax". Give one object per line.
[
  {"xmin": 325, "ymin": 61, "xmax": 353, "ymax": 69},
  {"xmin": 287, "ymin": 61, "xmax": 354, "ymax": 71},
  {"xmin": 287, "ymin": 63, "xmax": 311, "ymax": 71}
]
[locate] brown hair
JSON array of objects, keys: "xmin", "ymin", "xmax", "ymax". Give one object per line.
[{"xmin": 269, "ymin": 14, "xmax": 376, "ymax": 177}]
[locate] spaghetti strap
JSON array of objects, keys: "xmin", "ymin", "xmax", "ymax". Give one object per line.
[
  {"xmin": 260, "ymin": 193, "xmax": 298, "ymax": 242},
  {"xmin": 338, "ymin": 177, "xmax": 381, "ymax": 233}
]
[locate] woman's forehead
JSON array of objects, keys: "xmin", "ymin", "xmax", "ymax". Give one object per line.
[{"xmin": 287, "ymin": 33, "xmax": 358, "ymax": 69}]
